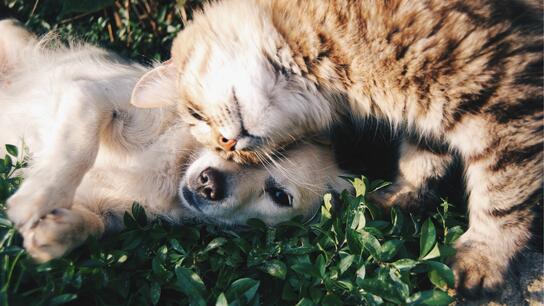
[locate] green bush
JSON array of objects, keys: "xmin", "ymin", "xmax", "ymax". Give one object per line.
[
  {"xmin": 3, "ymin": 0, "xmax": 203, "ymax": 62},
  {"xmin": 0, "ymin": 145, "xmax": 466, "ymax": 305},
  {"xmin": 1, "ymin": 2, "xmax": 467, "ymax": 304}
]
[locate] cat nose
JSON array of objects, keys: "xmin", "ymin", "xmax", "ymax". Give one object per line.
[
  {"xmin": 219, "ymin": 136, "xmax": 237, "ymax": 151},
  {"xmin": 196, "ymin": 167, "xmax": 225, "ymax": 201}
]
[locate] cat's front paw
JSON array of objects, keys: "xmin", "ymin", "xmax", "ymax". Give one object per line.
[
  {"xmin": 452, "ymin": 241, "xmax": 507, "ymax": 298},
  {"xmin": 367, "ymin": 182, "xmax": 435, "ymax": 210},
  {"xmin": 21, "ymin": 208, "xmax": 90, "ymax": 262}
]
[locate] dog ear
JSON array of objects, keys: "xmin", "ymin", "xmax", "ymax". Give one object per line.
[
  {"xmin": 0, "ymin": 19, "xmax": 37, "ymax": 72},
  {"xmin": 310, "ymin": 133, "xmax": 332, "ymax": 147},
  {"xmin": 131, "ymin": 60, "xmax": 178, "ymax": 108}
]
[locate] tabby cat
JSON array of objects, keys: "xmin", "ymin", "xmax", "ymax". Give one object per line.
[{"xmin": 131, "ymin": 0, "xmax": 543, "ymax": 297}]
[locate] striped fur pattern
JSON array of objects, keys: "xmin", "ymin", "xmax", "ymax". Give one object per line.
[{"xmin": 144, "ymin": 0, "xmax": 544, "ymax": 298}]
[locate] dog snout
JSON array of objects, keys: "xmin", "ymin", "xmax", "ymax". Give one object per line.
[{"xmin": 196, "ymin": 167, "xmax": 225, "ymax": 201}]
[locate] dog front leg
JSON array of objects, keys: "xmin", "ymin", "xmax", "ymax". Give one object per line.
[
  {"xmin": 22, "ymin": 204, "xmax": 105, "ymax": 262},
  {"xmin": 7, "ymin": 81, "xmax": 112, "ymax": 230}
]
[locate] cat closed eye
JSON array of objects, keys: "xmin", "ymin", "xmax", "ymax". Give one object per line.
[{"xmin": 188, "ymin": 107, "xmax": 205, "ymax": 121}]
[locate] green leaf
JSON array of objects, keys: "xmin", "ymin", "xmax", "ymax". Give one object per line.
[
  {"xmin": 419, "ymin": 219, "xmax": 436, "ymax": 259},
  {"xmin": 424, "ymin": 261, "xmax": 455, "ymax": 289},
  {"xmin": 5, "ymin": 144, "xmax": 18, "ymax": 157},
  {"xmin": 291, "ymin": 262, "xmax": 320, "ymax": 278},
  {"xmin": 49, "ymin": 293, "xmax": 78, "ymax": 306},
  {"xmin": 360, "ymin": 230, "xmax": 382, "ymax": 260},
  {"xmin": 150, "ymin": 282, "xmax": 161, "ymax": 305},
  {"xmin": 421, "ymin": 243, "xmax": 440, "ymax": 260},
  {"xmin": 392, "ymin": 259, "xmax": 418, "ymax": 272},
  {"xmin": 123, "ymin": 212, "xmax": 137, "ymax": 229},
  {"xmin": 346, "ymin": 229, "xmax": 363, "ymax": 254},
  {"xmin": 225, "ymin": 278, "xmax": 260, "ymax": 305},
  {"xmin": 338, "ymin": 254, "xmax": 354, "ymax": 274},
  {"xmin": 444, "ymin": 226, "xmax": 464, "ymax": 244},
  {"xmin": 369, "ymin": 180, "xmax": 391, "ymax": 192},
  {"xmin": 215, "ymin": 293, "xmax": 228, "ymax": 306},
  {"xmin": 0, "ymin": 159, "xmax": 6, "ymax": 174},
  {"xmin": 321, "ymin": 193, "xmax": 333, "ymax": 223},
  {"xmin": 260, "ymin": 259, "xmax": 287, "ymax": 279},
  {"xmin": 336, "ymin": 280, "xmax": 354, "ymax": 291},
  {"xmin": 380, "ymin": 240, "xmax": 403, "ymax": 261},
  {"xmin": 356, "ymin": 264, "xmax": 366, "ymax": 281},
  {"xmin": 438, "ymin": 244, "xmax": 456, "ymax": 259},
  {"xmin": 169, "ymin": 239, "xmax": 186, "ymax": 254},
  {"xmin": 0, "ymin": 216, "xmax": 12, "ymax": 227},
  {"xmin": 389, "ymin": 207, "xmax": 405, "ymax": 235},
  {"xmin": 406, "ymin": 290, "xmax": 454, "ymax": 306},
  {"xmin": 202, "ymin": 237, "xmax": 227, "ymax": 253},
  {"xmin": 361, "ymin": 292, "xmax": 384, "ymax": 306},
  {"xmin": 175, "ymin": 267, "xmax": 206, "ymax": 306},
  {"xmin": 355, "ymin": 210, "xmax": 366, "ymax": 230},
  {"xmin": 152, "ymin": 257, "xmax": 168, "ymax": 277},
  {"xmin": 321, "ymin": 293, "xmax": 343, "ymax": 306},
  {"xmin": 2, "ymin": 156, "xmax": 12, "ymax": 174},
  {"xmin": 316, "ymin": 254, "xmax": 326, "ymax": 277},
  {"xmin": 131, "ymin": 202, "xmax": 147, "ymax": 226},
  {"xmin": 358, "ymin": 277, "xmax": 403, "ymax": 304},
  {"xmin": 295, "ymin": 297, "xmax": 315, "ymax": 306},
  {"xmin": 352, "ymin": 177, "xmax": 366, "ymax": 197}
]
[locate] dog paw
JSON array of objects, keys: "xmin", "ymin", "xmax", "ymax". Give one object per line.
[
  {"xmin": 7, "ymin": 184, "xmax": 72, "ymax": 230},
  {"xmin": 21, "ymin": 208, "xmax": 89, "ymax": 262},
  {"xmin": 452, "ymin": 241, "xmax": 507, "ymax": 298}
]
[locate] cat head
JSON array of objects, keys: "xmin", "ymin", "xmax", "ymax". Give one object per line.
[{"xmin": 131, "ymin": 0, "xmax": 334, "ymax": 164}]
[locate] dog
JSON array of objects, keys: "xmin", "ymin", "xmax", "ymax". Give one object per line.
[{"xmin": 0, "ymin": 20, "xmax": 350, "ymax": 262}]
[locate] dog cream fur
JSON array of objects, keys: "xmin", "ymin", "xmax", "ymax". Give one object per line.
[{"xmin": 0, "ymin": 20, "xmax": 349, "ymax": 262}]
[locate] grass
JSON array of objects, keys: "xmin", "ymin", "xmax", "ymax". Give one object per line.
[
  {"xmin": 1, "ymin": 1, "xmax": 468, "ymax": 305},
  {"xmin": 0, "ymin": 144, "xmax": 467, "ymax": 305},
  {"xmin": 3, "ymin": 0, "xmax": 203, "ymax": 62}
]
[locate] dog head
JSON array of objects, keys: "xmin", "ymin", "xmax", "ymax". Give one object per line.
[{"xmin": 178, "ymin": 142, "xmax": 350, "ymax": 226}]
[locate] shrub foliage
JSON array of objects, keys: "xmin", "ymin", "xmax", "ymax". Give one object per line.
[
  {"xmin": 1, "ymin": 1, "xmax": 466, "ymax": 304},
  {"xmin": 0, "ymin": 145, "xmax": 466, "ymax": 305}
]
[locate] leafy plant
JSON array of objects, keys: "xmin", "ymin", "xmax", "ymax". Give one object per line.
[
  {"xmin": 0, "ymin": 3, "xmax": 468, "ymax": 304},
  {"xmin": 3, "ymin": 0, "xmax": 204, "ymax": 62},
  {"xmin": 0, "ymin": 144, "xmax": 467, "ymax": 305}
]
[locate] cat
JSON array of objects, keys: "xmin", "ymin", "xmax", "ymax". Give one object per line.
[
  {"xmin": 1, "ymin": 19, "xmax": 350, "ymax": 262},
  {"xmin": 130, "ymin": 0, "xmax": 543, "ymax": 298}
]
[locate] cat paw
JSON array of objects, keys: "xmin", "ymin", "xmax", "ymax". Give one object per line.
[
  {"xmin": 367, "ymin": 184, "xmax": 427, "ymax": 210},
  {"xmin": 452, "ymin": 241, "xmax": 507, "ymax": 298},
  {"xmin": 21, "ymin": 208, "xmax": 89, "ymax": 262}
]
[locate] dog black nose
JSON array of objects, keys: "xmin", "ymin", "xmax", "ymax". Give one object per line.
[{"xmin": 196, "ymin": 167, "xmax": 225, "ymax": 201}]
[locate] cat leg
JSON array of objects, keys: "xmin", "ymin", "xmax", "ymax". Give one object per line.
[
  {"xmin": 22, "ymin": 204, "xmax": 105, "ymax": 262},
  {"xmin": 368, "ymin": 138, "xmax": 453, "ymax": 210},
  {"xmin": 7, "ymin": 81, "xmax": 113, "ymax": 230},
  {"xmin": 453, "ymin": 153, "xmax": 541, "ymax": 297}
]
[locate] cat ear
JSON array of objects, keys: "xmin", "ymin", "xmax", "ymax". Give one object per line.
[
  {"xmin": 265, "ymin": 34, "xmax": 302, "ymax": 77},
  {"xmin": 276, "ymin": 45, "xmax": 302, "ymax": 76},
  {"xmin": 131, "ymin": 61, "xmax": 178, "ymax": 108}
]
